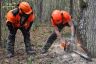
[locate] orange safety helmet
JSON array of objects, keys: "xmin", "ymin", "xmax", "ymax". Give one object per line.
[
  {"xmin": 51, "ymin": 10, "xmax": 62, "ymax": 24},
  {"xmin": 61, "ymin": 11, "xmax": 71, "ymax": 22},
  {"xmin": 19, "ymin": 2, "xmax": 32, "ymax": 14}
]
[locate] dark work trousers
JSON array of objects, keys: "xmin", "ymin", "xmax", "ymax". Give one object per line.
[
  {"xmin": 6, "ymin": 22, "xmax": 33, "ymax": 54},
  {"xmin": 43, "ymin": 23, "xmax": 70, "ymax": 51}
]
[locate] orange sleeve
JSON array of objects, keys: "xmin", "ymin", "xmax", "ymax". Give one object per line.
[
  {"xmin": 6, "ymin": 10, "xmax": 15, "ymax": 23},
  {"xmin": 28, "ymin": 13, "xmax": 35, "ymax": 22}
]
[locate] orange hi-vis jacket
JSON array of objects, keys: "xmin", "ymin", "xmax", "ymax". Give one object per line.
[
  {"xmin": 51, "ymin": 11, "xmax": 71, "ymax": 27},
  {"xmin": 6, "ymin": 9, "xmax": 35, "ymax": 29}
]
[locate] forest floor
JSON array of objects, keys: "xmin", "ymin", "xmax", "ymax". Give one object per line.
[{"xmin": 0, "ymin": 24, "xmax": 96, "ymax": 64}]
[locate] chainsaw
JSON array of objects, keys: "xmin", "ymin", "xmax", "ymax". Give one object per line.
[{"xmin": 59, "ymin": 38, "xmax": 92, "ymax": 61}]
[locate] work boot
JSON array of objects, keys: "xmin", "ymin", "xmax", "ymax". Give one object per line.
[
  {"xmin": 40, "ymin": 49, "xmax": 48, "ymax": 54},
  {"xmin": 7, "ymin": 46, "xmax": 14, "ymax": 58},
  {"xmin": 25, "ymin": 43, "xmax": 36, "ymax": 55},
  {"xmin": 25, "ymin": 41, "xmax": 36, "ymax": 55},
  {"xmin": 26, "ymin": 49, "xmax": 36, "ymax": 55},
  {"xmin": 41, "ymin": 42, "xmax": 53, "ymax": 54}
]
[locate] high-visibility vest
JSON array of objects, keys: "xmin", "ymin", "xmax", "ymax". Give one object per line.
[{"xmin": 6, "ymin": 9, "xmax": 35, "ymax": 29}]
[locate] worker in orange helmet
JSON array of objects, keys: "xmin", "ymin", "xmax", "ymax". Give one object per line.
[
  {"xmin": 41, "ymin": 10, "xmax": 75, "ymax": 53},
  {"xmin": 6, "ymin": 2, "xmax": 35, "ymax": 58}
]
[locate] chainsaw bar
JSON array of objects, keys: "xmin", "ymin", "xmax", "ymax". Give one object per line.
[{"xmin": 73, "ymin": 50, "xmax": 92, "ymax": 61}]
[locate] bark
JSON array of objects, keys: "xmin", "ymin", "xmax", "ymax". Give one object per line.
[{"xmin": 75, "ymin": 0, "xmax": 96, "ymax": 57}]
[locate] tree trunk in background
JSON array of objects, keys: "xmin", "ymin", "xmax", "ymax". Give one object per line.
[
  {"xmin": 70, "ymin": 0, "xmax": 96, "ymax": 57},
  {"xmin": 74, "ymin": 0, "xmax": 96, "ymax": 57},
  {"xmin": 0, "ymin": 0, "xmax": 1, "ymax": 48},
  {"xmin": 70, "ymin": 0, "xmax": 73, "ymax": 17}
]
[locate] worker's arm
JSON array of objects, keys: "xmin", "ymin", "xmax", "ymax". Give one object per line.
[
  {"xmin": 54, "ymin": 26, "xmax": 65, "ymax": 43},
  {"xmin": 68, "ymin": 21, "xmax": 75, "ymax": 40}
]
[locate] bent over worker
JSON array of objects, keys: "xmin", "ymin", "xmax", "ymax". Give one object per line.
[
  {"xmin": 41, "ymin": 10, "xmax": 75, "ymax": 53},
  {"xmin": 6, "ymin": 2, "xmax": 35, "ymax": 57}
]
